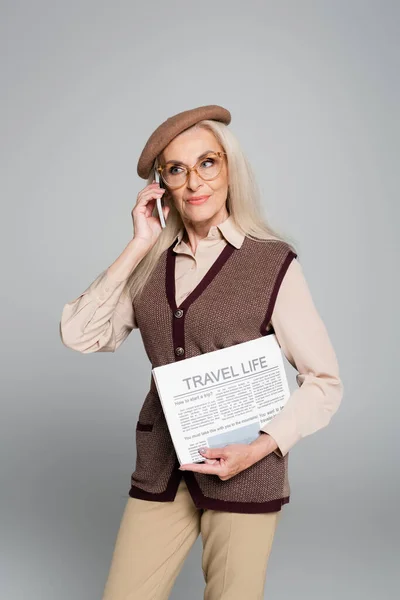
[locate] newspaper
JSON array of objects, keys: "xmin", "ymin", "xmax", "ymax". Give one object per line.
[{"xmin": 152, "ymin": 335, "xmax": 291, "ymax": 465}]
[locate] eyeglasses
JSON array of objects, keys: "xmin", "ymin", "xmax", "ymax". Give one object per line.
[{"xmin": 156, "ymin": 151, "xmax": 227, "ymax": 190}]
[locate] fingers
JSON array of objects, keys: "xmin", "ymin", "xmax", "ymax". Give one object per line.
[
  {"xmin": 179, "ymin": 462, "xmax": 222, "ymax": 474},
  {"xmin": 133, "ymin": 186, "xmax": 166, "ymax": 218},
  {"xmin": 199, "ymin": 447, "xmax": 226, "ymax": 460},
  {"xmin": 179, "ymin": 462, "xmax": 232, "ymax": 480},
  {"xmin": 137, "ymin": 183, "xmax": 165, "ymax": 204}
]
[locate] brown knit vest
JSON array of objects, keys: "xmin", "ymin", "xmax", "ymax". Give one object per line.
[{"xmin": 128, "ymin": 235, "xmax": 298, "ymax": 514}]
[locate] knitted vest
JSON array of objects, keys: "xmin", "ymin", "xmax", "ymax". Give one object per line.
[{"xmin": 129, "ymin": 235, "xmax": 297, "ymax": 514}]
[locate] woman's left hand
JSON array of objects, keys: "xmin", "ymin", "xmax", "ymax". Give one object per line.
[{"xmin": 179, "ymin": 434, "xmax": 277, "ymax": 481}]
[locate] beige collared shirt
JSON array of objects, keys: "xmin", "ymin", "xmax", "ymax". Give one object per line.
[{"xmin": 60, "ymin": 215, "xmax": 343, "ymax": 458}]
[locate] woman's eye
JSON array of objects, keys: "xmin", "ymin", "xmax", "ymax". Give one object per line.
[
  {"xmin": 168, "ymin": 166, "xmax": 183, "ymax": 175},
  {"xmin": 201, "ymin": 158, "xmax": 215, "ymax": 168}
]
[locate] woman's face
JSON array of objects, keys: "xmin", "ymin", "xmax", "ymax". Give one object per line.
[{"xmin": 159, "ymin": 127, "xmax": 229, "ymax": 226}]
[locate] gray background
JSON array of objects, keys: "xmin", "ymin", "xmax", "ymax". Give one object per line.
[{"xmin": 1, "ymin": 1, "xmax": 398, "ymax": 598}]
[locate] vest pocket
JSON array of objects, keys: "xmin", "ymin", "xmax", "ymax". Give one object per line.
[{"xmin": 136, "ymin": 420, "xmax": 154, "ymax": 432}]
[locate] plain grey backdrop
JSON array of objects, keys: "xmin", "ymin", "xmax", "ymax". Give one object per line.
[{"xmin": 1, "ymin": 1, "xmax": 398, "ymax": 598}]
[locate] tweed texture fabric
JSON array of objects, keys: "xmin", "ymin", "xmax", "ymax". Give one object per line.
[
  {"xmin": 129, "ymin": 235, "xmax": 297, "ymax": 513},
  {"xmin": 136, "ymin": 104, "xmax": 231, "ymax": 179}
]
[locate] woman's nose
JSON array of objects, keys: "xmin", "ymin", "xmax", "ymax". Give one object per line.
[{"xmin": 187, "ymin": 168, "xmax": 202, "ymax": 189}]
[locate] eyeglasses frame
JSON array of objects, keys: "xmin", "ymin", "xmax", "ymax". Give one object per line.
[{"xmin": 156, "ymin": 151, "xmax": 227, "ymax": 190}]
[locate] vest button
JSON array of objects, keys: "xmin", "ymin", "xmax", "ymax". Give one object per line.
[
  {"xmin": 174, "ymin": 309, "xmax": 184, "ymax": 318},
  {"xmin": 175, "ymin": 347, "xmax": 185, "ymax": 356}
]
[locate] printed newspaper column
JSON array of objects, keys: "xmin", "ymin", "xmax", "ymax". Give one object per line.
[{"xmin": 152, "ymin": 335, "xmax": 291, "ymax": 465}]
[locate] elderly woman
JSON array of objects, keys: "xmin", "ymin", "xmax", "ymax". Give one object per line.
[{"xmin": 60, "ymin": 105, "xmax": 343, "ymax": 600}]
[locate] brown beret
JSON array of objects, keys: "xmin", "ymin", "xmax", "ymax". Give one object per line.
[{"xmin": 137, "ymin": 104, "xmax": 231, "ymax": 179}]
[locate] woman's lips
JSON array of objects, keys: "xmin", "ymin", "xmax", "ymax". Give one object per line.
[{"xmin": 186, "ymin": 195, "xmax": 210, "ymax": 205}]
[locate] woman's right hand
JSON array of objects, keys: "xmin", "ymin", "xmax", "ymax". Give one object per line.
[{"xmin": 132, "ymin": 182, "xmax": 171, "ymax": 250}]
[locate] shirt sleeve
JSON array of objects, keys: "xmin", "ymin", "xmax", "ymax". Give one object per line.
[
  {"xmin": 260, "ymin": 257, "xmax": 344, "ymax": 457},
  {"xmin": 59, "ymin": 268, "xmax": 138, "ymax": 353}
]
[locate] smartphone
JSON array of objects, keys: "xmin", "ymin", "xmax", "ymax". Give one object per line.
[{"xmin": 154, "ymin": 171, "xmax": 166, "ymax": 228}]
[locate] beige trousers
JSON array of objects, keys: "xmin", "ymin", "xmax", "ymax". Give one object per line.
[{"xmin": 102, "ymin": 478, "xmax": 282, "ymax": 600}]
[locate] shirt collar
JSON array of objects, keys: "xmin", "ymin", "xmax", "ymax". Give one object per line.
[{"xmin": 173, "ymin": 214, "xmax": 245, "ymax": 252}]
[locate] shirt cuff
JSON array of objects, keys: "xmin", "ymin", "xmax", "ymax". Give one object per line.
[
  {"xmin": 260, "ymin": 418, "xmax": 298, "ymax": 458},
  {"xmin": 259, "ymin": 428, "xmax": 286, "ymax": 458}
]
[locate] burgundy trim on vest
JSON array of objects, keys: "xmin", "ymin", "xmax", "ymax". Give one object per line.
[
  {"xmin": 129, "ymin": 466, "xmax": 289, "ymax": 512},
  {"xmin": 260, "ymin": 250, "xmax": 298, "ymax": 336},
  {"xmin": 182, "ymin": 471, "xmax": 289, "ymax": 513},
  {"xmin": 166, "ymin": 240, "xmax": 236, "ymax": 362},
  {"xmin": 136, "ymin": 421, "xmax": 154, "ymax": 432},
  {"xmin": 129, "ymin": 458, "xmax": 183, "ymax": 502},
  {"xmin": 166, "ymin": 241, "xmax": 236, "ymax": 312}
]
